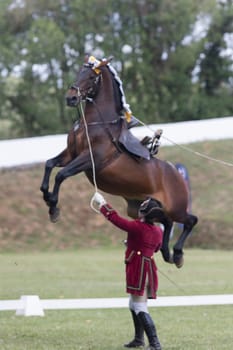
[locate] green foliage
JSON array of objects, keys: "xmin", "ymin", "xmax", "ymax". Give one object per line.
[
  {"xmin": 199, "ymin": 0, "xmax": 233, "ymax": 95},
  {"xmin": 0, "ymin": 0, "xmax": 232, "ymax": 138}
]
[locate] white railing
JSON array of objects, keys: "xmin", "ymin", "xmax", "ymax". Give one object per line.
[
  {"xmin": 0, "ymin": 117, "xmax": 232, "ymax": 169},
  {"xmin": 1, "ymin": 294, "xmax": 233, "ymax": 316}
]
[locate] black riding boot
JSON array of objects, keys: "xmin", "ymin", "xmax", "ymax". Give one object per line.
[
  {"xmin": 137, "ymin": 312, "xmax": 162, "ymax": 350},
  {"xmin": 124, "ymin": 310, "xmax": 145, "ymax": 348}
]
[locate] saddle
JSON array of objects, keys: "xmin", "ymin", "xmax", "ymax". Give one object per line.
[
  {"xmin": 119, "ymin": 129, "xmax": 151, "ymax": 160},
  {"xmin": 118, "ymin": 126, "xmax": 163, "ymax": 160}
]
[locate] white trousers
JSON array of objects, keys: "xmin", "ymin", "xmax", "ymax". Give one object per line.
[{"xmin": 128, "ymin": 276, "xmax": 150, "ymax": 315}]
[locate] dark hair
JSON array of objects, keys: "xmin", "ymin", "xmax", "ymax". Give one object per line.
[{"xmin": 139, "ymin": 197, "xmax": 163, "ymax": 224}]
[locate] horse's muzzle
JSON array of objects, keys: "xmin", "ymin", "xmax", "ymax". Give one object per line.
[{"xmin": 66, "ymin": 96, "xmax": 78, "ymax": 107}]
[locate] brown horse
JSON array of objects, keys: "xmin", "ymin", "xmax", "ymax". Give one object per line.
[{"xmin": 40, "ymin": 55, "xmax": 198, "ymax": 268}]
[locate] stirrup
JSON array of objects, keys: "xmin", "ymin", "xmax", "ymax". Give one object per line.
[
  {"xmin": 151, "ymin": 129, "xmax": 163, "ymax": 155},
  {"xmin": 141, "ymin": 129, "xmax": 163, "ymax": 156}
]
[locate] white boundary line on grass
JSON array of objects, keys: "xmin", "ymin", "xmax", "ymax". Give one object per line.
[{"xmin": 1, "ymin": 294, "xmax": 233, "ymax": 312}]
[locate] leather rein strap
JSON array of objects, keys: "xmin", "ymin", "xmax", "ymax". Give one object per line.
[{"xmin": 85, "ymin": 97, "xmax": 123, "ymax": 153}]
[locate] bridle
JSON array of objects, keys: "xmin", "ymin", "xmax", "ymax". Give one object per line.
[
  {"xmin": 68, "ymin": 60, "xmax": 124, "ymax": 154},
  {"xmin": 70, "ymin": 65, "xmax": 102, "ymax": 101},
  {"xmin": 70, "ymin": 65, "xmax": 122, "ymax": 128},
  {"xmin": 67, "ymin": 57, "xmax": 126, "ymax": 162}
]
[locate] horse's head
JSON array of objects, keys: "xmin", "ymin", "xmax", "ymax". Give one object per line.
[{"xmin": 66, "ymin": 55, "xmax": 113, "ymax": 107}]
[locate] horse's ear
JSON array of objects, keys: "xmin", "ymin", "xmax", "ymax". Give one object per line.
[
  {"xmin": 84, "ymin": 54, "xmax": 113, "ymax": 74},
  {"xmin": 98, "ymin": 56, "xmax": 114, "ymax": 67},
  {"xmin": 84, "ymin": 54, "xmax": 89, "ymax": 63},
  {"xmin": 107, "ymin": 55, "xmax": 114, "ymax": 63}
]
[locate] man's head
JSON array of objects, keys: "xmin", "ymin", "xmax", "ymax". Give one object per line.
[{"xmin": 138, "ymin": 197, "xmax": 163, "ymax": 224}]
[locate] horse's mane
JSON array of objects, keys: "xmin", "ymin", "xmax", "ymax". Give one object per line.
[
  {"xmin": 85, "ymin": 55, "xmax": 129, "ymax": 117},
  {"xmin": 105, "ymin": 66, "xmax": 123, "ymax": 116}
]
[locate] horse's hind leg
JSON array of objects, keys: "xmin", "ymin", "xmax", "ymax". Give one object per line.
[
  {"xmin": 173, "ymin": 214, "xmax": 198, "ymax": 268},
  {"xmin": 143, "ymin": 205, "xmax": 174, "ymax": 265},
  {"xmin": 160, "ymin": 218, "xmax": 173, "ymax": 264},
  {"xmin": 126, "ymin": 199, "xmax": 175, "ymax": 265}
]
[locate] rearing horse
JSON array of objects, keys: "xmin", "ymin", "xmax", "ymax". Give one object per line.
[{"xmin": 40, "ymin": 55, "xmax": 198, "ymax": 268}]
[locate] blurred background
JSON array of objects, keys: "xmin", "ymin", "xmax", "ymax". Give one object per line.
[
  {"xmin": 0, "ymin": 0, "xmax": 232, "ymax": 252},
  {"xmin": 0, "ymin": 0, "xmax": 232, "ymax": 139}
]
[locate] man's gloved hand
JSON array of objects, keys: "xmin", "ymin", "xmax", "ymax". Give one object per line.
[{"xmin": 92, "ymin": 192, "xmax": 107, "ymax": 208}]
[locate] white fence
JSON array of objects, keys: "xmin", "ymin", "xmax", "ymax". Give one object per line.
[
  {"xmin": 1, "ymin": 116, "xmax": 233, "ymax": 169},
  {"xmin": 1, "ymin": 294, "xmax": 233, "ymax": 317}
]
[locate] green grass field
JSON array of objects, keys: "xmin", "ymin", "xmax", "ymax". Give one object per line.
[{"xmin": 0, "ymin": 248, "xmax": 233, "ymax": 349}]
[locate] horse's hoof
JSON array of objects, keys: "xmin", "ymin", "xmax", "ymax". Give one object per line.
[
  {"xmin": 173, "ymin": 252, "xmax": 184, "ymax": 268},
  {"xmin": 49, "ymin": 207, "xmax": 60, "ymax": 223}
]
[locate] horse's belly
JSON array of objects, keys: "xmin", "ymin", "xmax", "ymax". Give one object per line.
[
  {"xmin": 93, "ymin": 155, "xmax": 189, "ymax": 221},
  {"xmin": 95, "ymin": 157, "xmax": 157, "ymax": 198}
]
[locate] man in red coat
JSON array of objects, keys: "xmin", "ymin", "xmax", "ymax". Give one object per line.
[{"xmin": 93, "ymin": 193, "xmax": 163, "ymax": 350}]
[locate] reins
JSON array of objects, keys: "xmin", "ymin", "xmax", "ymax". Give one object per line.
[
  {"xmin": 157, "ymin": 267, "xmax": 188, "ymax": 294},
  {"xmin": 138, "ymin": 119, "xmax": 233, "ymax": 168},
  {"xmin": 78, "ymin": 99, "xmax": 100, "ymax": 213},
  {"xmin": 86, "ymin": 97, "xmax": 124, "ymax": 155},
  {"xmin": 77, "ymin": 94, "xmax": 122, "ymax": 213},
  {"xmin": 86, "ymin": 97, "xmax": 121, "ymax": 127},
  {"xmin": 81, "ymin": 119, "xmax": 120, "ymax": 126}
]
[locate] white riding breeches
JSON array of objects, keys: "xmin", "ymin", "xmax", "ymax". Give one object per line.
[{"xmin": 129, "ymin": 292, "xmax": 149, "ymax": 315}]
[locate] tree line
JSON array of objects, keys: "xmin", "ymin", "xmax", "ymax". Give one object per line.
[{"xmin": 0, "ymin": 0, "xmax": 232, "ymax": 138}]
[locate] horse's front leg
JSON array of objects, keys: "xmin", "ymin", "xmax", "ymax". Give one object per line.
[
  {"xmin": 47, "ymin": 152, "xmax": 92, "ymax": 222},
  {"xmin": 40, "ymin": 156, "xmax": 60, "ymax": 205},
  {"xmin": 40, "ymin": 149, "xmax": 72, "ymax": 205},
  {"xmin": 173, "ymin": 213, "xmax": 198, "ymax": 268}
]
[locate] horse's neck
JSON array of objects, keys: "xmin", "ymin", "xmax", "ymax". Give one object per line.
[{"xmin": 94, "ymin": 69, "xmax": 120, "ymax": 118}]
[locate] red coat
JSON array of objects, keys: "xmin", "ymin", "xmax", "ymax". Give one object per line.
[{"xmin": 100, "ymin": 204, "xmax": 163, "ymax": 298}]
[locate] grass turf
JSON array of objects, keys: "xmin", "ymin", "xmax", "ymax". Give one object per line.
[
  {"xmin": 0, "ymin": 306, "xmax": 233, "ymax": 349},
  {"xmin": 0, "ymin": 248, "xmax": 233, "ymax": 349}
]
